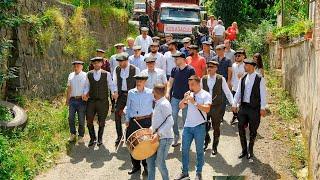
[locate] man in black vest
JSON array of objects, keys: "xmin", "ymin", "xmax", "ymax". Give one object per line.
[
  {"xmin": 232, "ymin": 59, "xmax": 267, "ymax": 159},
  {"xmin": 86, "ymin": 57, "xmax": 117, "ymax": 147},
  {"xmin": 112, "ymin": 52, "xmax": 140, "ymax": 146},
  {"xmin": 201, "ymin": 61, "xmax": 234, "ymax": 154}
]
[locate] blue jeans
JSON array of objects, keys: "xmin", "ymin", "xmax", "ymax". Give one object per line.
[
  {"xmin": 68, "ymin": 98, "xmax": 86, "ymax": 137},
  {"xmin": 147, "ymin": 138, "xmax": 173, "ymax": 180},
  {"xmin": 182, "ymin": 123, "xmax": 206, "ymax": 174},
  {"xmin": 171, "ymin": 97, "xmax": 188, "ymax": 137}
]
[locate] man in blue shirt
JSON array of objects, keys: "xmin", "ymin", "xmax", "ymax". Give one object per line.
[
  {"xmin": 166, "ymin": 52, "xmax": 196, "ymax": 147},
  {"xmin": 180, "ymin": 37, "xmax": 192, "ymax": 57},
  {"xmin": 125, "ymin": 74, "xmax": 153, "ymax": 176}
]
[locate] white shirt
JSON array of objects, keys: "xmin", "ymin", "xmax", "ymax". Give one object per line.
[
  {"xmin": 134, "ymin": 35, "xmax": 153, "ymax": 53},
  {"xmin": 140, "ymin": 68, "xmax": 167, "ymax": 89},
  {"xmin": 184, "ymin": 89, "xmax": 212, "ymax": 127},
  {"xmin": 129, "ymin": 55, "xmax": 146, "ymax": 71},
  {"xmin": 87, "ymin": 69, "xmax": 116, "ymax": 93},
  {"xmin": 151, "ymin": 97, "xmax": 174, "ymax": 139},
  {"xmin": 164, "ymin": 50, "xmax": 179, "ymax": 75},
  {"xmin": 201, "ymin": 74, "xmax": 234, "ymax": 104},
  {"xmin": 67, "ymin": 71, "xmax": 89, "ymax": 97},
  {"xmin": 113, "ymin": 65, "xmax": 140, "ymax": 91},
  {"xmin": 225, "ymin": 49, "xmax": 236, "ymax": 63},
  {"xmin": 145, "ymin": 52, "xmax": 166, "ymax": 71},
  {"xmin": 231, "ymin": 62, "xmax": 245, "ymax": 91},
  {"xmin": 232, "ymin": 72, "xmax": 267, "ymax": 109},
  {"xmin": 110, "ymin": 54, "xmax": 119, "ymax": 77},
  {"xmin": 213, "ymin": 24, "xmax": 225, "ymax": 36}
]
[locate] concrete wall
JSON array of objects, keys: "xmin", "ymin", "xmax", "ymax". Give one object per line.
[{"xmin": 269, "ymin": 1, "xmax": 320, "ymax": 179}]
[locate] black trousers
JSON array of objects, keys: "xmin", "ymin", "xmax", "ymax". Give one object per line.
[
  {"xmin": 205, "ymin": 105, "xmax": 224, "ymax": 144},
  {"xmin": 232, "ymin": 91, "xmax": 238, "ymax": 118},
  {"xmin": 114, "ymin": 92, "xmax": 128, "ymax": 140},
  {"xmin": 126, "ymin": 118, "xmax": 151, "ymax": 169},
  {"xmin": 237, "ymin": 103, "xmax": 261, "ymax": 152}
]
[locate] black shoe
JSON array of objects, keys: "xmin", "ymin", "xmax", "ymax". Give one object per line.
[
  {"xmin": 115, "ymin": 137, "xmax": 122, "ymax": 146},
  {"xmin": 238, "ymin": 151, "xmax": 248, "ymax": 159},
  {"xmin": 128, "ymin": 167, "xmax": 141, "ymax": 175},
  {"xmin": 88, "ymin": 139, "xmax": 96, "ymax": 147},
  {"xmin": 231, "ymin": 116, "xmax": 237, "ymax": 125},
  {"xmin": 97, "ymin": 140, "xmax": 103, "ymax": 146},
  {"xmin": 211, "ymin": 150, "xmax": 218, "ymax": 156},
  {"xmin": 142, "ymin": 166, "xmax": 148, "ymax": 176},
  {"xmin": 174, "ymin": 173, "xmax": 190, "ymax": 180},
  {"xmin": 195, "ymin": 173, "xmax": 202, "ymax": 180},
  {"xmin": 247, "ymin": 153, "xmax": 254, "ymax": 159}
]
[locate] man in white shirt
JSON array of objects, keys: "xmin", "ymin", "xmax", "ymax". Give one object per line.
[
  {"xmin": 232, "ymin": 59, "xmax": 267, "ymax": 160},
  {"xmin": 140, "ymin": 57, "xmax": 167, "ymax": 89},
  {"xmin": 85, "ymin": 57, "xmax": 117, "ymax": 147},
  {"xmin": 231, "ymin": 49, "xmax": 246, "ymax": 124},
  {"xmin": 212, "ymin": 20, "xmax": 225, "ymax": 47},
  {"xmin": 144, "ymin": 42, "xmax": 166, "ymax": 72},
  {"xmin": 110, "ymin": 43, "xmax": 125, "ymax": 76},
  {"xmin": 129, "ymin": 45, "xmax": 146, "ymax": 71},
  {"xmin": 175, "ymin": 75, "xmax": 211, "ymax": 180},
  {"xmin": 164, "ymin": 40, "xmax": 179, "ymax": 80},
  {"xmin": 66, "ymin": 61, "xmax": 89, "ymax": 143},
  {"xmin": 201, "ymin": 61, "xmax": 233, "ymax": 154},
  {"xmin": 147, "ymin": 84, "xmax": 174, "ymax": 180},
  {"xmin": 134, "ymin": 27, "xmax": 153, "ymax": 55}
]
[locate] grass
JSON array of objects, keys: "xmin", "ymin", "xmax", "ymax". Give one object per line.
[
  {"xmin": 0, "ymin": 97, "xmax": 69, "ymax": 180},
  {"xmin": 0, "ymin": 105, "xmax": 13, "ymax": 122},
  {"xmin": 266, "ymin": 69, "xmax": 308, "ymax": 178}
]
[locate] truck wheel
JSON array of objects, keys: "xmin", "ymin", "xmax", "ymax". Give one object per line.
[{"xmin": 0, "ymin": 101, "xmax": 28, "ymax": 130}]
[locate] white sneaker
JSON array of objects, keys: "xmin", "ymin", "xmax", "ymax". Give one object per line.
[
  {"xmin": 172, "ymin": 135, "xmax": 180, "ymax": 147},
  {"xmin": 78, "ymin": 136, "xmax": 84, "ymax": 144},
  {"xmin": 68, "ymin": 134, "xmax": 76, "ymax": 142}
]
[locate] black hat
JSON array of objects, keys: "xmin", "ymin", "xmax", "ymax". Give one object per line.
[
  {"xmin": 235, "ymin": 49, "xmax": 247, "ymax": 57},
  {"xmin": 144, "ymin": 56, "xmax": 157, "ymax": 63},
  {"xmin": 167, "ymin": 40, "xmax": 177, "ymax": 45},
  {"xmin": 202, "ymin": 41, "xmax": 212, "ymax": 45},
  {"xmin": 96, "ymin": 49, "xmax": 105, "ymax": 53},
  {"xmin": 72, "ymin": 60, "xmax": 84, "ymax": 65},
  {"xmin": 134, "ymin": 74, "xmax": 148, "ymax": 80},
  {"xmin": 114, "ymin": 43, "xmax": 125, "ymax": 47},
  {"xmin": 90, "ymin": 57, "xmax": 103, "ymax": 62},
  {"xmin": 115, "ymin": 52, "xmax": 129, "ymax": 61},
  {"xmin": 150, "ymin": 42, "xmax": 160, "ymax": 47},
  {"xmin": 188, "ymin": 45, "xmax": 199, "ymax": 50},
  {"xmin": 244, "ymin": 59, "xmax": 257, "ymax": 66},
  {"xmin": 215, "ymin": 44, "xmax": 225, "ymax": 50},
  {"xmin": 182, "ymin": 37, "xmax": 191, "ymax": 43},
  {"xmin": 133, "ymin": 45, "xmax": 142, "ymax": 50},
  {"xmin": 172, "ymin": 52, "xmax": 186, "ymax": 59}
]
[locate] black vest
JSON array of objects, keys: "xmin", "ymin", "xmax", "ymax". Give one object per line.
[
  {"xmin": 240, "ymin": 74, "xmax": 261, "ymax": 108},
  {"xmin": 202, "ymin": 74, "xmax": 224, "ymax": 106},
  {"xmin": 87, "ymin": 70, "xmax": 109, "ymax": 100},
  {"xmin": 116, "ymin": 65, "xmax": 136, "ymax": 92}
]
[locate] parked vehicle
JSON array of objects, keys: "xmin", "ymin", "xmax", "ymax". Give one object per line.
[{"xmin": 133, "ymin": 2, "xmax": 146, "ymax": 20}]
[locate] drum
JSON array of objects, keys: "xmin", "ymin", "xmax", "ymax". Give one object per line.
[{"xmin": 126, "ymin": 128, "xmax": 159, "ymax": 160}]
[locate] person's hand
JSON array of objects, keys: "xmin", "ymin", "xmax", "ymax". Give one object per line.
[
  {"xmin": 151, "ymin": 134, "xmax": 159, "ymax": 144},
  {"xmin": 165, "ymin": 93, "xmax": 171, "ymax": 101},
  {"xmin": 232, "ymin": 107, "xmax": 238, "ymax": 113},
  {"xmin": 112, "ymin": 92, "xmax": 119, "ymax": 100},
  {"xmin": 237, "ymin": 73, "xmax": 243, "ymax": 79},
  {"xmin": 260, "ymin": 109, "xmax": 267, "ymax": 117},
  {"xmin": 82, "ymin": 94, "xmax": 88, "ymax": 101},
  {"xmin": 125, "ymin": 122, "xmax": 129, "ymax": 127},
  {"xmin": 227, "ymin": 81, "xmax": 232, "ymax": 89}
]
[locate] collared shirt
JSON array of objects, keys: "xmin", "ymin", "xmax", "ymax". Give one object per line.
[
  {"xmin": 113, "ymin": 65, "xmax": 140, "ymax": 91},
  {"xmin": 110, "ymin": 54, "xmax": 119, "ymax": 77},
  {"xmin": 201, "ymin": 74, "xmax": 234, "ymax": 104},
  {"xmin": 140, "ymin": 68, "xmax": 167, "ymax": 89},
  {"xmin": 199, "ymin": 50, "xmax": 216, "ymax": 63},
  {"xmin": 164, "ymin": 50, "xmax": 180, "ymax": 75},
  {"xmin": 225, "ymin": 48, "xmax": 236, "ymax": 63},
  {"xmin": 151, "ymin": 97, "xmax": 174, "ymax": 139},
  {"xmin": 213, "ymin": 24, "xmax": 225, "ymax": 36},
  {"xmin": 145, "ymin": 52, "xmax": 166, "ymax": 72},
  {"xmin": 184, "ymin": 89, "xmax": 212, "ymax": 127},
  {"xmin": 231, "ymin": 62, "xmax": 245, "ymax": 91},
  {"xmin": 67, "ymin": 71, "xmax": 89, "ymax": 97},
  {"xmin": 233, "ymin": 72, "xmax": 267, "ymax": 109},
  {"xmin": 134, "ymin": 35, "xmax": 153, "ymax": 53},
  {"xmin": 125, "ymin": 87, "xmax": 154, "ymax": 121},
  {"xmin": 86, "ymin": 69, "xmax": 116, "ymax": 93},
  {"xmin": 129, "ymin": 55, "xmax": 146, "ymax": 71},
  {"xmin": 125, "ymin": 47, "xmax": 134, "ymax": 56}
]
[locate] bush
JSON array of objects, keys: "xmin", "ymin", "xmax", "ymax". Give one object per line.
[
  {"xmin": 0, "ymin": 105, "xmax": 13, "ymax": 122},
  {"xmin": 0, "ymin": 135, "xmax": 15, "ymax": 179}
]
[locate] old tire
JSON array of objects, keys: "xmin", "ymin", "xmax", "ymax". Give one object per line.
[{"xmin": 0, "ymin": 101, "xmax": 27, "ymax": 129}]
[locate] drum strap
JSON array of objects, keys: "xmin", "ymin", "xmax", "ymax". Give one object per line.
[{"xmin": 154, "ymin": 114, "xmax": 172, "ymax": 133}]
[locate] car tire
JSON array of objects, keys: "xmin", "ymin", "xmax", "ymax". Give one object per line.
[{"xmin": 0, "ymin": 101, "xmax": 28, "ymax": 130}]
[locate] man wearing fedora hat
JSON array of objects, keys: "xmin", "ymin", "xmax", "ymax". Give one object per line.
[
  {"xmin": 89, "ymin": 49, "xmax": 111, "ymax": 72},
  {"xmin": 145, "ymin": 42, "xmax": 166, "ymax": 72},
  {"xmin": 110, "ymin": 43, "xmax": 125, "ymax": 77},
  {"xmin": 86, "ymin": 57, "xmax": 117, "ymax": 147},
  {"xmin": 129, "ymin": 45, "xmax": 146, "ymax": 71},
  {"xmin": 140, "ymin": 56, "xmax": 167, "ymax": 89},
  {"xmin": 232, "ymin": 59, "xmax": 267, "ymax": 160},
  {"xmin": 159, "ymin": 33, "xmax": 173, "ymax": 54},
  {"xmin": 66, "ymin": 60, "xmax": 89, "ymax": 143},
  {"xmin": 113, "ymin": 52, "xmax": 140, "ymax": 147},
  {"xmin": 125, "ymin": 73, "xmax": 153, "ymax": 175},
  {"xmin": 201, "ymin": 61, "xmax": 234, "ymax": 154},
  {"xmin": 134, "ymin": 27, "xmax": 153, "ymax": 56},
  {"xmin": 199, "ymin": 41, "xmax": 216, "ymax": 63}
]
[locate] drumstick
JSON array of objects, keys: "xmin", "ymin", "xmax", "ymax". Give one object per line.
[
  {"xmin": 115, "ymin": 129, "xmax": 126, "ymax": 152},
  {"xmin": 133, "ymin": 118, "xmax": 144, "ymax": 129}
]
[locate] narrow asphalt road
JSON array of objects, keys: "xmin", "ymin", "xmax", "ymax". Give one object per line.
[{"xmin": 36, "ymin": 108, "xmax": 290, "ymax": 180}]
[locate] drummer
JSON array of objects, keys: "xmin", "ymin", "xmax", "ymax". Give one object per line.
[{"xmin": 125, "ymin": 73, "xmax": 154, "ymax": 176}]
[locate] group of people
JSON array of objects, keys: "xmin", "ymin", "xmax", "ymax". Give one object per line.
[{"xmin": 66, "ymin": 25, "xmax": 267, "ymax": 180}]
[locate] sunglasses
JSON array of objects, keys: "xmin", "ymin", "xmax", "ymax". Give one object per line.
[
  {"xmin": 235, "ymin": 54, "xmax": 242, "ymax": 57},
  {"xmin": 207, "ymin": 66, "xmax": 216, "ymax": 68}
]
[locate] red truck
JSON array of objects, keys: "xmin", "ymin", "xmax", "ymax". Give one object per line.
[{"xmin": 144, "ymin": 0, "xmax": 202, "ymax": 42}]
